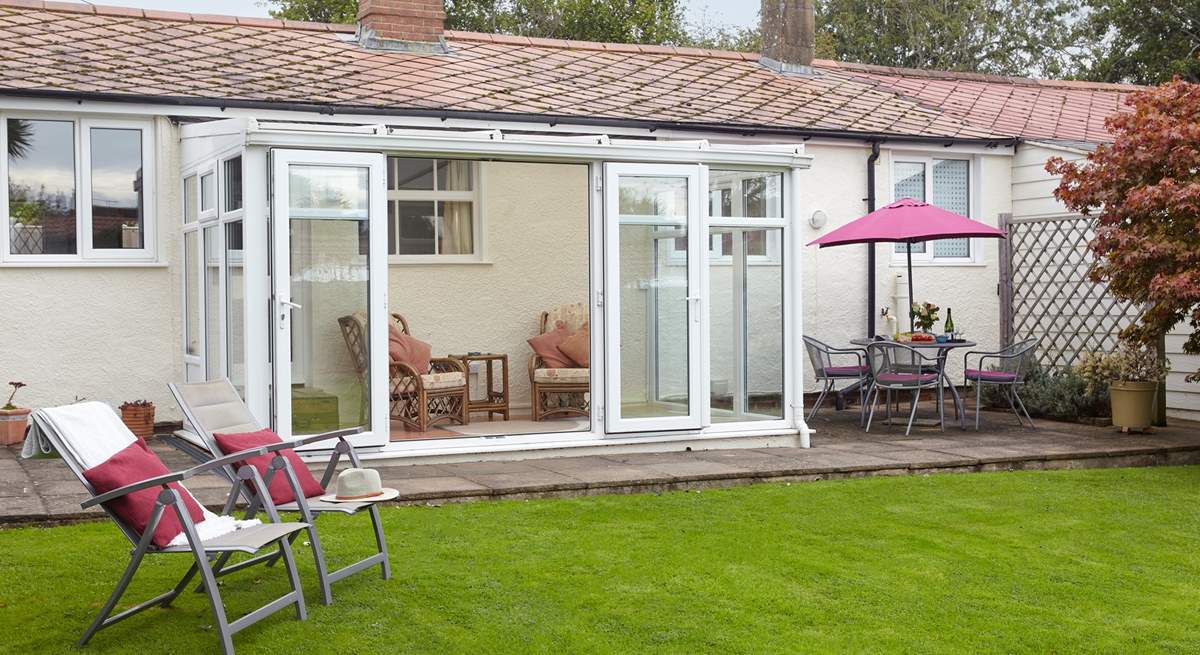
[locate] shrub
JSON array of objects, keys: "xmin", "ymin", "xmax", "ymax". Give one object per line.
[{"xmin": 981, "ymin": 360, "xmax": 1109, "ymax": 421}]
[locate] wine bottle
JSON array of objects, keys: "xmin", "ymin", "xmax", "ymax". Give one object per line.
[{"xmin": 944, "ymin": 307, "xmax": 955, "ymax": 335}]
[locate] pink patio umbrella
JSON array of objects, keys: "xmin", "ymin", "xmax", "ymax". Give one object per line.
[{"xmin": 807, "ymin": 198, "xmax": 1006, "ymax": 332}]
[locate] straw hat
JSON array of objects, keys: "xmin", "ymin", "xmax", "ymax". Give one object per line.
[{"xmin": 319, "ymin": 468, "xmax": 399, "ymax": 503}]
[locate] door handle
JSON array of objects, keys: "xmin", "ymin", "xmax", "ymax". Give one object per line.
[
  {"xmin": 280, "ymin": 300, "xmax": 303, "ymax": 310},
  {"xmin": 685, "ymin": 296, "xmax": 701, "ymax": 323}
]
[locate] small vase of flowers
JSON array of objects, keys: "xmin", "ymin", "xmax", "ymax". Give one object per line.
[
  {"xmin": 0, "ymin": 381, "xmax": 31, "ymax": 446},
  {"xmin": 911, "ymin": 302, "xmax": 940, "ymax": 333}
]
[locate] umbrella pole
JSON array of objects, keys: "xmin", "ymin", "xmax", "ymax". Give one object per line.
[{"xmin": 907, "ymin": 246, "xmax": 915, "ymax": 332}]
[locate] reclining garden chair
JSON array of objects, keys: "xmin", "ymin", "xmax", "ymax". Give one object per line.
[
  {"xmin": 30, "ymin": 401, "xmax": 308, "ymax": 655},
  {"xmin": 165, "ymin": 379, "xmax": 390, "ymax": 606}
]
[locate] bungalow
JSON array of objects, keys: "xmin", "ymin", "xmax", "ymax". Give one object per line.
[{"xmin": 0, "ymin": 0, "xmax": 1144, "ymax": 462}]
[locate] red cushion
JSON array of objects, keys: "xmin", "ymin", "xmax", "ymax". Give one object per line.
[
  {"xmin": 388, "ymin": 329, "xmax": 433, "ymax": 375},
  {"xmin": 824, "ymin": 365, "xmax": 868, "ymax": 377},
  {"xmin": 876, "ymin": 372, "xmax": 938, "ymax": 385},
  {"xmin": 966, "ymin": 368, "xmax": 1018, "ymax": 382},
  {"xmin": 528, "ymin": 320, "xmax": 575, "ymax": 369},
  {"xmin": 83, "ymin": 442, "xmax": 206, "ymax": 548},
  {"xmin": 213, "ymin": 428, "xmax": 324, "ymax": 506}
]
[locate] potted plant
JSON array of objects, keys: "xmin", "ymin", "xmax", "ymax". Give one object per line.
[
  {"xmin": 0, "ymin": 381, "xmax": 30, "ymax": 446},
  {"xmin": 119, "ymin": 399, "xmax": 156, "ymax": 440},
  {"xmin": 1078, "ymin": 341, "xmax": 1168, "ymax": 431},
  {"xmin": 910, "ymin": 301, "xmax": 940, "ymax": 333}
]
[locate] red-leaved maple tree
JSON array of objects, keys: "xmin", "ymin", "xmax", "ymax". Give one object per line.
[{"xmin": 1047, "ymin": 78, "xmax": 1200, "ymax": 378}]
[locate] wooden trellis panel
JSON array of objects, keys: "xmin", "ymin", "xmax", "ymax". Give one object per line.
[{"xmin": 999, "ymin": 213, "xmax": 1140, "ymax": 370}]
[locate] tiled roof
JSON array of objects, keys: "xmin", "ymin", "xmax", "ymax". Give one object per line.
[{"xmin": 0, "ymin": 1, "xmax": 1136, "ymax": 142}]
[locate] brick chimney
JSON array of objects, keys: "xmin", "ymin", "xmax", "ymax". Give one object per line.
[
  {"xmin": 358, "ymin": 0, "xmax": 446, "ymax": 50},
  {"xmin": 760, "ymin": 0, "xmax": 815, "ymax": 74}
]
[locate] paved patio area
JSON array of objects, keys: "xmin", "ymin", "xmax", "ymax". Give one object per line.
[{"xmin": 4, "ymin": 407, "xmax": 1199, "ymax": 524}]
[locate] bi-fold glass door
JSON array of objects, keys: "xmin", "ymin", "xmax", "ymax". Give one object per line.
[
  {"xmin": 604, "ymin": 163, "xmax": 705, "ymax": 433},
  {"xmin": 271, "ymin": 150, "xmax": 388, "ymax": 448}
]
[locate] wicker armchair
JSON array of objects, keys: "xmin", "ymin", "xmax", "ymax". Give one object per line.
[
  {"xmin": 529, "ymin": 302, "xmax": 590, "ymax": 421},
  {"xmin": 338, "ymin": 313, "xmax": 468, "ymax": 433}
]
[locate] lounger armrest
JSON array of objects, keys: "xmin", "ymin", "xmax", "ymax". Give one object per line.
[
  {"xmin": 82, "ymin": 471, "xmax": 188, "ymax": 508},
  {"xmin": 186, "ymin": 445, "xmax": 273, "ymax": 475},
  {"xmin": 271, "ymin": 427, "xmax": 362, "ymax": 450}
]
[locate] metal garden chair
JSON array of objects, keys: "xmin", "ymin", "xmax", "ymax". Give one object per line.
[
  {"xmin": 865, "ymin": 341, "xmax": 944, "ymax": 435},
  {"xmin": 30, "ymin": 402, "xmax": 309, "ymax": 655},
  {"xmin": 963, "ymin": 339, "xmax": 1038, "ymax": 430},
  {"xmin": 165, "ymin": 379, "xmax": 390, "ymax": 607},
  {"xmin": 803, "ymin": 335, "xmax": 871, "ymax": 423}
]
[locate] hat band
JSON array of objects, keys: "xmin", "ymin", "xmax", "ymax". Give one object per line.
[{"xmin": 335, "ymin": 490, "xmax": 385, "ymax": 501}]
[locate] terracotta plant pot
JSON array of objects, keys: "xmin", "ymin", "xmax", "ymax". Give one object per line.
[
  {"xmin": 1109, "ymin": 380, "xmax": 1157, "ymax": 430},
  {"xmin": 0, "ymin": 407, "xmax": 31, "ymax": 446},
  {"xmin": 120, "ymin": 404, "xmax": 156, "ymax": 440}
]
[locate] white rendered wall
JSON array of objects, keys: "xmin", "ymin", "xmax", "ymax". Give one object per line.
[{"xmin": 0, "ymin": 117, "xmax": 184, "ymax": 419}]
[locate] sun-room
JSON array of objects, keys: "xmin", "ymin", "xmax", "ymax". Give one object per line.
[{"xmin": 175, "ymin": 117, "xmax": 810, "ymax": 459}]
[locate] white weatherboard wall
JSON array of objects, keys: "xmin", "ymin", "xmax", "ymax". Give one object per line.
[{"xmin": 0, "ymin": 117, "xmax": 184, "ymax": 419}]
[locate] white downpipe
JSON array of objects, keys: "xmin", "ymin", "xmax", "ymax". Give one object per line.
[{"xmin": 890, "ymin": 271, "xmax": 909, "ymax": 333}]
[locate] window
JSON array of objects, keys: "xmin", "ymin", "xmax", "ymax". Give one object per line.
[
  {"xmin": 225, "ymin": 220, "xmax": 245, "ymax": 394},
  {"xmin": 893, "ymin": 157, "xmax": 972, "ymax": 261},
  {"xmin": 200, "ymin": 172, "xmax": 215, "ymax": 213},
  {"xmin": 386, "ymin": 157, "xmax": 478, "ymax": 259},
  {"xmin": 2, "ymin": 116, "xmax": 154, "ymax": 262},
  {"xmin": 223, "ymin": 156, "xmax": 242, "ymax": 212},
  {"xmin": 705, "ymin": 170, "xmax": 783, "ymax": 262}
]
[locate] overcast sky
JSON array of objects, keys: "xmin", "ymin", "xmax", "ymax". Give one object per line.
[{"xmin": 59, "ymin": 0, "xmax": 761, "ymax": 30}]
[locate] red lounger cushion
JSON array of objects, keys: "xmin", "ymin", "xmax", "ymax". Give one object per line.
[
  {"xmin": 528, "ymin": 320, "xmax": 576, "ymax": 369},
  {"xmin": 213, "ymin": 428, "xmax": 324, "ymax": 505},
  {"xmin": 389, "ymin": 329, "xmax": 433, "ymax": 375},
  {"xmin": 83, "ymin": 442, "xmax": 206, "ymax": 548},
  {"xmin": 824, "ymin": 365, "xmax": 868, "ymax": 376},
  {"xmin": 876, "ymin": 372, "xmax": 938, "ymax": 385},
  {"xmin": 966, "ymin": 369, "xmax": 1018, "ymax": 382}
]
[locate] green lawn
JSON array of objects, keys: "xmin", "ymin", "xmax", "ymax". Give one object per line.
[{"xmin": 2, "ymin": 467, "xmax": 1199, "ymax": 654}]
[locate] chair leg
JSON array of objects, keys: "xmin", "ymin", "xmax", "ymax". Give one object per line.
[
  {"xmin": 975, "ymin": 382, "xmax": 982, "ymax": 430},
  {"xmin": 808, "ymin": 380, "xmax": 832, "ymax": 422},
  {"xmin": 369, "ymin": 503, "xmax": 391, "ymax": 580},
  {"xmin": 904, "ymin": 387, "xmax": 922, "ymax": 437},
  {"xmin": 78, "ymin": 542, "xmax": 150, "ymax": 646},
  {"xmin": 865, "ymin": 384, "xmax": 880, "ymax": 432},
  {"xmin": 1013, "ymin": 387, "xmax": 1036, "ymax": 430},
  {"xmin": 1004, "ymin": 386, "xmax": 1023, "ymax": 427},
  {"xmin": 937, "ymin": 383, "xmax": 945, "ymax": 432}
]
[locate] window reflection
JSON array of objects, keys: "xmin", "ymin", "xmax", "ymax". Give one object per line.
[
  {"xmin": 7, "ymin": 119, "xmax": 76, "ymax": 255},
  {"xmin": 89, "ymin": 127, "xmax": 144, "ymax": 250}
]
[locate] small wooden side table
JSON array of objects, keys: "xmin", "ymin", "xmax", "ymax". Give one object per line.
[{"xmin": 450, "ymin": 353, "xmax": 510, "ymax": 420}]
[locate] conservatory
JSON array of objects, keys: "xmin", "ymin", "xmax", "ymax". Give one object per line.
[{"xmin": 179, "ymin": 117, "xmax": 811, "ymax": 459}]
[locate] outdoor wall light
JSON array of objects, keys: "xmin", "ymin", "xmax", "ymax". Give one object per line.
[{"xmin": 809, "ymin": 209, "xmax": 828, "ymax": 229}]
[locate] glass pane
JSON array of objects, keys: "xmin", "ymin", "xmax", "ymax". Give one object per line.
[
  {"xmin": 931, "ymin": 159, "xmax": 970, "ymax": 258},
  {"xmin": 619, "ymin": 176, "xmax": 688, "ymax": 220},
  {"xmin": 436, "ymin": 159, "xmax": 473, "ymax": 190},
  {"xmin": 89, "ymin": 127, "xmax": 144, "ymax": 250},
  {"xmin": 183, "ymin": 175, "xmax": 197, "ymax": 224},
  {"xmin": 894, "ymin": 161, "xmax": 926, "ymax": 254},
  {"xmin": 618, "ymin": 174, "xmax": 690, "ymax": 420},
  {"xmin": 390, "ymin": 157, "xmax": 433, "ymax": 190},
  {"xmin": 709, "ymin": 170, "xmax": 782, "ymax": 218},
  {"xmin": 289, "ymin": 165, "xmax": 368, "ymax": 219},
  {"xmin": 200, "ymin": 172, "xmax": 215, "ymax": 212},
  {"xmin": 204, "ymin": 225, "xmax": 220, "ymax": 379},
  {"xmin": 184, "ymin": 230, "xmax": 200, "ymax": 356},
  {"xmin": 225, "ymin": 221, "xmax": 245, "ymax": 396},
  {"xmin": 710, "ymin": 228, "xmax": 784, "ymax": 422},
  {"xmin": 393, "ymin": 200, "xmax": 436, "ymax": 255},
  {"xmin": 7, "ymin": 119, "xmax": 76, "ymax": 255},
  {"xmin": 224, "ymin": 156, "xmax": 243, "ymax": 212},
  {"xmin": 438, "ymin": 201, "xmax": 473, "ymax": 254},
  {"xmin": 289, "ymin": 165, "xmax": 371, "ymax": 434}
]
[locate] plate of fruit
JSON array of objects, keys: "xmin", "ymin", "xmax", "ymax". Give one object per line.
[{"xmin": 897, "ymin": 332, "xmax": 936, "ymax": 343}]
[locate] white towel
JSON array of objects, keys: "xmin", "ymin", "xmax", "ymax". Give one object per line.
[{"xmin": 35, "ymin": 402, "xmax": 259, "ymax": 546}]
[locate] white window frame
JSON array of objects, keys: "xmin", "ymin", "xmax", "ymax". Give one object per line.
[
  {"xmin": 386, "ymin": 157, "xmax": 483, "ymax": 264},
  {"xmin": 181, "ymin": 160, "xmax": 219, "ymax": 381},
  {"xmin": 0, "ymin": 113, "xmax": 156, "ymax": 264},
  {"xmin": 890, "ymin": 153, "xmax": 979, "ymax": 266},
  {"xmin": 678, "ymin": 169, "xmax": 784, "ymax": 266}
]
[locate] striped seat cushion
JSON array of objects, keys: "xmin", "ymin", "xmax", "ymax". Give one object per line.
[
  {"xmin": 966, "ymin": 368, "xmax": 1018, "ymax": 382},
  {"xmin": 823, "ymin": 365, "xmax": 868, "ymax": 377}
]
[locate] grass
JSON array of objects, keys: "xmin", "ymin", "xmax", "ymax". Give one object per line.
[{"xmin": 2, "ymin": 466, "xmax": 1199, "ymax": 654}]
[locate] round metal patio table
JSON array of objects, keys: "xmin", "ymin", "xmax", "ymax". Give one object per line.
[{"xmin": 850, "ymin": 338, "xmax": 977, "ymax": 430}]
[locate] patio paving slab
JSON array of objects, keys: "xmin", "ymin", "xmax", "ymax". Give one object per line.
[{"xmin": 3, "ymin": 409, "xmax": 1199, "ymax": 523}]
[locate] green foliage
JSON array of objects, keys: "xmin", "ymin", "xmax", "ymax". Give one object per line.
[
  {"xmin": 1077, "ymin": 342, "xmax": 1169, "ymax": 393},
  {"xmin": 4, "ymin": 469, "xmax": 1200, "ymax": 651},
  {"xmin": 1080, "ymin": 0, "xmax": 1200, "ymax": 84},
  {"xmin": 983, "ymin": 359, "xmax": 1109, "ymax": 420},
  {"xmin": 264, "ymin": 0, "xmax": 356, "ymax": 23},
  {"xmin": 6, "ymin": 118, "xmax": 32, "ymax": 159}
]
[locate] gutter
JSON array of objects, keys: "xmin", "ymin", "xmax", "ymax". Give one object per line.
[
  {"xmin": 865, "ymin": 140, "xmax": 881, "ymax": 337},
  {"xmin": 0, "ymin": 88, "xmax": 1020, "ymax": 148}
]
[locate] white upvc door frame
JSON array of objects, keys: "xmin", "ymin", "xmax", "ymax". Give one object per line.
[
  {"xmin": 269, "ymin": 148, "xmax": 389, "ymax": 448},
  {"xmin": 603, "ymin": 162, "xmax": 706, "ymax": 434}
]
